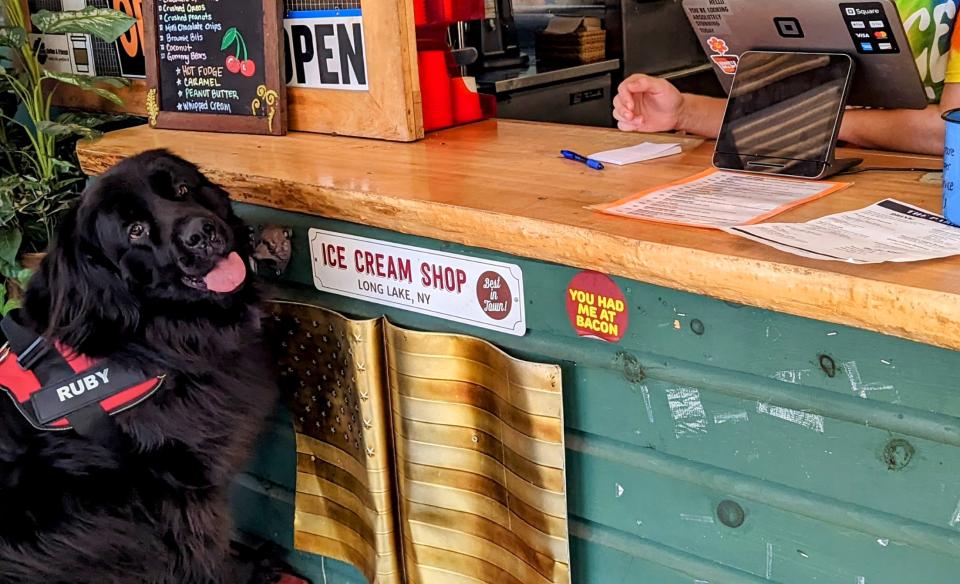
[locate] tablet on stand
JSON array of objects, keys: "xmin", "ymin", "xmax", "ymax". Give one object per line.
[
  {"xmin": 682, "ymin": 0, "xmax": 932, "ymax": 179},
  {"xmin": 714, "ymin": 51, "xmax": 858, "ymax": 180}
]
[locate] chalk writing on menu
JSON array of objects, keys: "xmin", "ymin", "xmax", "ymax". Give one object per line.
[{"xmin": 155, "ymin": 0, "xmax": 266, "ymax": 116}]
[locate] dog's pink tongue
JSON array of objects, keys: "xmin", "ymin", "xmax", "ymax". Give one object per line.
[{"xmin": 203, "ymin": 252, "xmax": 246, "ymax": 293}]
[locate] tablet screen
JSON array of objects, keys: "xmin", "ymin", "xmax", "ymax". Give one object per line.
[{"xmin": 715, "ymin": 52, "xmax": 853, "ymax": 176}]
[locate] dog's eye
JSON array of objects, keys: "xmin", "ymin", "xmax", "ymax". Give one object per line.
[
  {"xmin": 128, "ymin": 222, "xmax": 148, "ymax": 240},
  {"xmin": 176, "ymin": 184, "xmax": 189, "ymax": 199}
]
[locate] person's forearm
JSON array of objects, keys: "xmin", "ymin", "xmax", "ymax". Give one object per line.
[
  {"xmin": 674, "ymin": 94, "xmax": 947, "ymax": 155},
  {"xmin": 676, "ymin": 93, "xmax": 727, "ymax": 138},
  {"xmin": 839, "ymin": 106, "xmax": 945, "ymax": 155}
]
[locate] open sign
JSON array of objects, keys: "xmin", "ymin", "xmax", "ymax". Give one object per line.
[{"xmin": 284, "ymin": 12, "xmax": 368, "ymax": 91}]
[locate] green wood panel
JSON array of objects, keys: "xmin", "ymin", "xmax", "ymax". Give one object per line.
[{"xmin": 233, "ymin": 204, "xmax": 960, "ymax": 583}]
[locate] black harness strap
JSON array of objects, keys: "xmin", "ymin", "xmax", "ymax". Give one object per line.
[
  {"xmin": 1, "ymin": 313, "xmax": 56, "ymax": 373},
  {"xmin": 66, "ymin": 402, "xmax": 125, "ymax": 447}
]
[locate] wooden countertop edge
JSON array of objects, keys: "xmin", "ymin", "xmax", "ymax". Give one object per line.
[{"xmin": 77, "ymin": 147, "xmax": 960, "ymax": 352}]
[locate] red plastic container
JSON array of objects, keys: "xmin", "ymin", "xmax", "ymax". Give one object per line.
[
  {"xmin": 418, "ymin": 50, "xmax": 454, "ymax": 131},
  {"xmin": 451, "ymin": 77, "xmax": 483, "ymax": 124},
  {"xmin": 415, "ymin": 0, "xmax": 486, "ymax": 132},
  {"xmin": 415, "ymin": 0, "xmax": 484, "ymax": 27}
]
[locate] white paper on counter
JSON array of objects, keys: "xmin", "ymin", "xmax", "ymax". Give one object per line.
[
  {"xmin": 725, "ymin": 199, "xmax": 960, "ymax": 264},
  {"xmin": 593, "ymin": 169, "xmax": 850, "ymax": 228},
  {"xmin": 589, "ymin": 142, "xmax": 683, "ymax": 166}
]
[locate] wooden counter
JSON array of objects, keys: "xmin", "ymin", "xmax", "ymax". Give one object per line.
[
  {"xmin": 77, "ymin": 121, "xmax": 960, "ymax": 584},
  {"xmin": 77, "ymin": 121, "xmax": 953, "ymax": 350}
]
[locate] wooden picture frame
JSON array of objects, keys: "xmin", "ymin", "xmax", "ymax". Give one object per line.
[
  {"xmin": 284, "ymin": 0, "xmax": 423, "ymax": 142},
  {"xmin": 142, "ymin": 0, "xmax": 287, "ymax": 135}
]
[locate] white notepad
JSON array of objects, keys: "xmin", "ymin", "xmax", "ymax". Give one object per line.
[{"xmin": 590, "ymin": 142, "xmax": 683, "ymax": 166}]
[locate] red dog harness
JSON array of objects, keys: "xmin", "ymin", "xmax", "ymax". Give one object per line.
[{"xmin": 0, "ymin": 310, "xmax": 163, "ymax": 433}]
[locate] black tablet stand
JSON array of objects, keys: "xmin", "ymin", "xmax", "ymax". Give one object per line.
[{"xmin": 714, "ymin": 51, "xmax": 864, "ymax": 180}]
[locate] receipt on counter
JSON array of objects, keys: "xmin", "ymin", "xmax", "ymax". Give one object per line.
[
  {"xmin": 589, "ymin": 142, "xmax": 683, "ymax": 166},
  {"xmin": 725, "ymin": 199, "xmax": 960, "ymax": 264},
  {"xmin": 593, "ymin": 169, "xmax": 850, "ymax": 229}
]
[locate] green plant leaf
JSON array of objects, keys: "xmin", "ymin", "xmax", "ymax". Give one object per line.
[
  {"xmin": 36, "ymin": 120, "xmax": 102, "ymax": 140},
  {"xmin": 0, "ymin": 227, "xmax": 21, "ymax": 268},
  {"xmin": 12, "ymin": 268, "xmax": 31, "ymax": 288},
  {"xmin": 57, "ymin": 111, "xmax": 132, "ymax": 128},
  {"xmin": 48, "ymin": 157, "xmax": 78, "ymax": 174},
  {"xmin": 0, "ymin": 27, "xmax": 26, "ymax": 49},
  {"xmin": 32, "ymin": 7, "xmax": 136, "ymax": 43},
  {"xmin": 2, "ymin": 298, "xmax": 22, "ymax": 316},
  {"xmin": 56, "ymin": 112, "xmax": 104, "ymax": 127},
  {"xmin": 43, "ymin": 70, "xmax": 92, "ymax": 87},
  {"xmin": 83, "ymin": 86, "xmax": 124, "ymax": 106},
  {"xmin": 97, "ymin": 77, "xmax": 130, "ymax": 88},
  {"xmin": 44, "ymin": 71, "xmax": 128, "ymax": 89},
  {"xmin": 0, "ymin": 211, "xmax": 14, "ymax": 231},
  {"xmin": 0, "ymin": 194, "xmax": 15, "ymax": 229},
  {"xmin": 220, "ymin": 27, "xmax": 238, "ymax": 51},
  {"xmin": 43, "ymin": 71, "xmax": 125, "ymax": 105}
]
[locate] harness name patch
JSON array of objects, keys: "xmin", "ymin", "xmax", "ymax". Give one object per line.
[
  {"xmin": 31, "ymin": 366, "xmax": 145, "ymax": 424},
  {"xmin": 56, "ymin": 369, "xmax": 110, "ymax": 402}
]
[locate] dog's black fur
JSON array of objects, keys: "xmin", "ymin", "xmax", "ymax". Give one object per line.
[{"xmin": 0, "ymin": 151, "xmax": 278, "ymax": 583}]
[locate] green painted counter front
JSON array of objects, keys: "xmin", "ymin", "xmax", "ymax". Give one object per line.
[{"xmin": 230, "ymin": 203, "xmax": 960, "ymax": 584}]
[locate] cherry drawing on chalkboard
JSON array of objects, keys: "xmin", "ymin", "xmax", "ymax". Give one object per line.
[{"xmin": 221, "ymin": 27, "xmax": 256, "ymax": 77}]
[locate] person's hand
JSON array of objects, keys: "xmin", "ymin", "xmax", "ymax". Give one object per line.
[{"xmin": 613, "ymin": 74, "xmax": 685, "ymax": 133}]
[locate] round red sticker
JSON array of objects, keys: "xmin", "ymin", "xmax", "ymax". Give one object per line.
[
  {"xmin": 566, "ymin": 271, "xmax": 628, "ymax": 342},
  {"xmin": 476, "ymin": 270, "xmax": 512, "ymax": 321}
]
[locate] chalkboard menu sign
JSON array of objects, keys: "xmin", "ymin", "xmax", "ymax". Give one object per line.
[{"xmin": 142, "ymin": 0, "xmax": 286, "ymax": 135}]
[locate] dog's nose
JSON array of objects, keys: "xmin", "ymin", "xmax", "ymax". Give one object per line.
[{"xmin": 179, "ymin": 217, "xmax": 223, "ymax": 254}]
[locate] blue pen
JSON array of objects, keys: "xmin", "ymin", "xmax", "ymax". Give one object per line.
[{"xmin": 561, "ymin": 149, "xmax": 604, "ymax": 171}]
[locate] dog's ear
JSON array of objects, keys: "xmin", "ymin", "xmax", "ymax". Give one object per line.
[
  {"xmin": 24, "ymin": 206, "xmax": 140, "ymax": 354},
  {"xmin": 143, "ymin": 150, "xmax": 202, "ymax": 201},
  {"xmin": 146, "ymin": 157, "xmax": 190, "ymax": 200}
]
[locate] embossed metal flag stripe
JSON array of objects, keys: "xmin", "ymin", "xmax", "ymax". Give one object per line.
[
  {"xmin": 267, "ymin": 301, "xmax": 569, "ymax": 584},
  {"xmin": 385, "ymin": 321, "xmax": 570, "ymax": 584},
  {"xmin": 397, "ymin": 377, "xmax": 564, "ymax": 442},
  {"xmin": 268, "ymin": 302, "xmax": 401, "ymax": 584}
]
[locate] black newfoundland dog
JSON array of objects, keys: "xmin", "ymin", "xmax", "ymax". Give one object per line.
[{"xmin": 0, "ymin": 151, "xmax": 288, "ymax": 583}]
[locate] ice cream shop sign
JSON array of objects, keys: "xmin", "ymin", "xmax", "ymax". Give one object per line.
[{"xmin": 309, "ymin": 230, "xmax": 526, "ymax": 336}]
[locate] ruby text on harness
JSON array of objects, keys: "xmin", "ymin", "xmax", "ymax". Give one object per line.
[{"xmin": 56, "ymin": 369, "xmax": 110, "ymax": 402}]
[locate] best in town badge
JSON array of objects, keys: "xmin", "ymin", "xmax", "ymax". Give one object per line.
[
  {"xmin": 566, "ymin": 271, "xmax": 628, "ymax": 342},
  {"xmin": 309, "ymin": 229, "xmax": 526, "ymax": 336}
]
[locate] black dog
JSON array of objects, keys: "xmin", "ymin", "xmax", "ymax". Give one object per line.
[{"xmin": 0, "ymin": 151, "xmax": 280, "ymax": 583}]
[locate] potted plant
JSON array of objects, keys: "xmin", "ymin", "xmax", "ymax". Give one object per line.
[{"xmin": 0, "ymin": 1, "xmax": 137, "ymax": 313}]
